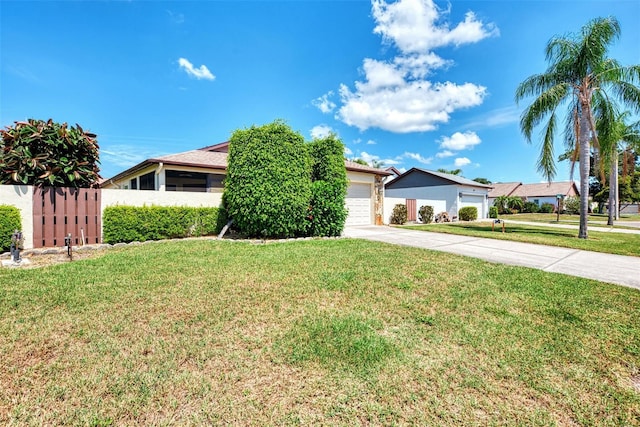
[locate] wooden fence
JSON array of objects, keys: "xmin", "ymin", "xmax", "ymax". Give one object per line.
[{"xmin": 32, "ymin": 187, "xmax": 101, "ymax": 248}]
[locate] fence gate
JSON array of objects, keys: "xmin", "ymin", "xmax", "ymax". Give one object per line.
[
  {"xmin": 406, "ymin": 199, "xmax": 417, "ymax": 222},
  {"xmin": 32, "ymin": 187, "xmax": 101, "ymax": 248}
]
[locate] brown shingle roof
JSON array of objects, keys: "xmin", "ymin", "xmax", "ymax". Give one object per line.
[
  {"xmin": 488, "ymin": 182, "xmax": 522, "ymax": 198},
  {"xmin": 512, "ymin": 182, "xmax": 579, "ymax": 198},
  {"xmin": 151, "ymin": 150, "xmax": 228, "ymax": 169}
]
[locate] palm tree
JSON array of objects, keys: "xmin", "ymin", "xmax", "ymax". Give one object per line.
[
  {"xmin": 596, "ymin": 110, "xmax": 640, "ymax": 224},
  {"xmin": 515, "ymin": 16, "xmax": 640, "ymax": 239}
]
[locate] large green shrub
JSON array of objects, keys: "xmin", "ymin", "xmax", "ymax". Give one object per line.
[
  {"xmin": 563, "ymin": 196, "xmax": 580, "ymax": 214},
  {"xmin": 308, "ymin": 135, "xmax": 348, "ymax": 237},
  {"xmin": 418, "ymin": 205, "xmax": 434, "ymax": 224},
  {"xmin": 102, "ymin": 206, "xmax": 219, "ymax": 244},
  {"xmin": 0, "ymin": 119, "xmax": 101, "ymax": 187},
  {"xmin": 540, "ymin": 202, "xmax": 555, "ymax": 213},
  {"xmin": 458, "ymin": 206, "xmax": 478, "ymax": 221},
  {"xmin": 224, "ymin": 120, "xmax": 311, "ymax": 238},
  {"xmin": 523, "ymin": 201, "xmax": 540, "ymax": 213},
  {"xmin": 489, "ymin": 206, "xmax": 499, "ymax": 219},
  {"xmin": 390, "ymin": 204, "xmax": 407, "ymax": 225},
  {"xmin": 0, "ymin": 205, "xmax": 22, "ymax": 252}
]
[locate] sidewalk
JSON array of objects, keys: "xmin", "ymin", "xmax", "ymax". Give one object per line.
[
  {"xmin": 343, "ymin": 226, "xmax": 640, "ymax": 291},
  {"xmin": 479, "ymin": 219, "xmax": 640, "ymax": 235}
]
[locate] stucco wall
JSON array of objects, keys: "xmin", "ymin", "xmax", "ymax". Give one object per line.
[
  {"xmin": 385, "ymin": 185, "xmax": 457, "ymax": 218},
  {"xmin": 383, "ymin": 197, "xmax": 449, "ymax": 224},
  {"xmin": 0, "ymin": 185, "xmax": 34, "ymax": 249},
  {"xmin": 101, "ymin": 189, "xmax": 223, "ymax": 209}
]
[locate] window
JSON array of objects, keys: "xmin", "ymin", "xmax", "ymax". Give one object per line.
[
  {"xmin": 139, "ymin": 172, "xmax": 155, "ymax": 190},
  {"xmin": 130, "ymin": 178, "xmax": 137, "ymax": 190},
  {"xmin": 166, "ymin": 170, "xmax": 207, "ymax": 192}
]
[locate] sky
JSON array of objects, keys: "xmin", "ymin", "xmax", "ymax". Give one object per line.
[{"xmin": 1, "ymin": 0, "xmax": 639, "ymax": 184}]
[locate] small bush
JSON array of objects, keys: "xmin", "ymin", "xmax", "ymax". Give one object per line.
[
  {"xmin": 434, "ymin": 212, "xmax": 451, "ymax": 223},
  {"xmin": 563, "ymin": 196, "xmax": 580, "ymax": 215},
  {"xmin": 418, "ymin": 205, "xmax": 434, "ymax": 224},
  {"xmin": 522, "ymin": 201, "xmax": 540, "ymax": 213},
  {"xmin": 458, "ymin": 206, "xmax": 478, "ymax": 221},
  {"xmin": 540, "ymin": 202, "xmax": 555, "ymax": 213},
  {"xmin": 489, "ymin": 206, "xmax": 498, "ymax": 218},
  {"xmin": 390, "ymin": 204, "xmax": 407, "ymax": 225},
  {"xmin": 0, "ymin": 205, "xmax": 22, "ymax": 252},
  {"xmin": 103, "ymin": 206, "xmax": 220, "ymax": 244}
]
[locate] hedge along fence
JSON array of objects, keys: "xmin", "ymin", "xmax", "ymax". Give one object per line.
[
  {"xmin": 102, "ymin": 206, "xmax": 222, "ymax": 244},
  {"xmin": 0, "ymin": 205, "xmax": 22, "ymax": 252}
]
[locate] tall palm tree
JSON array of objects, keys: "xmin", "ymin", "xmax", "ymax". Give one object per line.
[
  {"xmin": 515, "ymin": 16, "xmax": 640, "ymax": 239},
  {"xmin": 596, "ymin": 110, "xmax": 640, "ymax": 224}
]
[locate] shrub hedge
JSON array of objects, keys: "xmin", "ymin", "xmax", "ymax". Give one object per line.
[
  {"xmin": 418, "ymin": 205, "xmax": 434, "ymax": 224},
  {"xmin": 458, "ymin": 206, "xmax": 478, "ymax": 221},
  {"xmin": 390, "ymin": 204, "xmax": 407, "ymax": 225},
  {"xmin": 489, "ymin": 206, "xmax": 499, "ymax": 219},
  {"xmin": 523, "ymin": 201, "xmax": 540, "ymax": 213},
  {"xmin": 540, "ymin": 202, "xmax": 555, "ymax": 213},
  {"xmin": 0, "ymin": 205, "xmax": 22, "ymax": 252},
  {"xmin": 102, "ymin": 206, "xmax": 220, "ymax": 244},
  {"xmin": 225, "ymin": 120, "xmax": 311, "ymax": 238}
]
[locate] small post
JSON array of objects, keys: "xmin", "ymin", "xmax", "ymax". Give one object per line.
[
  {"xmin": 65, "ymin": 233, "xmax": 73, "ymax": 261},
  {"xmin": 10, "ymin": 230, "xmax": 24, "ymax": 263},
  {"xmin": 556, "ymin": 194, "xmax": 563, "ymax": 222}
]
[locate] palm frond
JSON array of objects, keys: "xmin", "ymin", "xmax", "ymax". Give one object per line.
[{"xmin": 538, "ymin": 112, "xmax": 558, "ymax": 181}]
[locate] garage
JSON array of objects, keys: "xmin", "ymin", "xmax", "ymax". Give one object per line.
[
  {"xmin": 345, "ymin": 183, "xmax": 372, "ymax": 226},
  {"xmin": 460, "ymin": 193, "xmax": 485, "ymax": 218}
]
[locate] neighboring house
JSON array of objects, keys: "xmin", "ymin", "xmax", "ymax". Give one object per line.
[
  {"xmin": 384, "ymin": 168, "xmax": 492, "ymax": 221},
  {"xmin": 488, "ymin": 181, "xmax": 580, "ymax": 208},
  {"xmin": 102, "ymin": 142, "xmax": 392, "ymax": 226}
]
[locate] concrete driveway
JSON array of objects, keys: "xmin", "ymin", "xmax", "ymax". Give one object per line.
[{"xmin": 343, "ymin": 226, "xmax": 640, "ymax": 291}]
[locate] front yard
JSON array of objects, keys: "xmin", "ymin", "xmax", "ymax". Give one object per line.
[{"xmin": 1, "ymin": 239, "xmax": 639, "ymax": 425}]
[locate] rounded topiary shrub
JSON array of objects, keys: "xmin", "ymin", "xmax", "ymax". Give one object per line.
[
  {"xmin": 390, "ymin": 204, "xmax": 407, "ymax": 225},
  {"xmin": 489, "ymin": 206, "xmax": 499, "ymax": 219},
  {"xmin": 458, "ymin": 206, "xmax": 478, "ymax": 221},
  {"xmin": 224, "ymin": 120, "xmax": 311, "ymax": 238},
  {"xmin": 418, "ymin": 205, "xmax": 434, "ymax": 224}
]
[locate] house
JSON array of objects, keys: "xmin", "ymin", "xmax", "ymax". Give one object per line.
[
  {"xmin": 488, "ymin": 181, "xmax": 579, "ymax": 208},
  {"xmin": 384, "ymin": 168, "xmax": 492, "ymax": 221},
  {"xmin": 101, "ymin": 142, "xmax": 392, "ymax": 226}
]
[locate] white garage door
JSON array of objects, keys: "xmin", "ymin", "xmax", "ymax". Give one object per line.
[
  {"xmin": 345, "ymin": 183, "xmax": 372, "ymax": 226},
  {"xmin": 460, "ymin": 194, "xmax": 484, "ymax": 218}
]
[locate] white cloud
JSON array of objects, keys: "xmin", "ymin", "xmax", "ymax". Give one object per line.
[
  {"xmin": 310, "ymin": 124, "xmax": 334, "ymax": 139},
  {"xmin": 312, "ymin": 91, "xmax": 337, "ymax": 114},
  {"xmin": 439, "ymin": 131, "xmax": 481, "ymax": 151},
  {"xmin": 338, "ymin": 80, "xmax": 486, "ymax": 133},
  {"xmin": 327, "ymin": 0, "xmax": 496, "ymax": 134},
  {"xmin": 344, "ymin": 146, "xmax": 353, "ymax": 156},
  {"xmin": 465, "ymin": 106, "xmax": 520, "ymax": 129},
  {"xmin": 404, "ymin": 152, "xmax": 432, "ymax": 165},
  {"xmin": 353, "ymin": 138, "xmax": 362, "ymax": 144},
  {"xmin": 436, "ymin": 150, "xmax": 454, "ymax": 158},
  {"xmin": 454, "ymin": 157, "xmax": 471, "ymax": 167},
  {"xmin": 360, "ymin": 151, "xmax": 401, "ymax": 166},
  {"xmin": 366, "ymin": 139, "xmax": 376, "ymax": 145},
  {"xmin": 178, "ymin": 58, "xmax": 215, "ymax": 80},
  {"xmin": 372, "ymin": 0, "xmax": 498, "ymax": 54}
]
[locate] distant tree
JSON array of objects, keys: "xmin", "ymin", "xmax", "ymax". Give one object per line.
[
  {"xmin": 0, "ymin": 118, "xmax": 101, "ymax": 187},
  {"xmin": 516, "ymin": 16, "xmax": 640, "ymax": 239},
  {"xmin": 352, "ymin": 158, "xmax": 369, "ymax": 166},
  {"xmin": 437, "ymin": 168, "xmax": 462, "ymax": 176},
  {"xmin": 224, "ymin": 120, "xmax": 311, "ymax": 238},
  {"xmin": 371, "ymin": 159, "xmax": 385, "ymax": 168},
  {"xmin": 473, "ymin": 177, "xmax": 491, "ymax": 184}
]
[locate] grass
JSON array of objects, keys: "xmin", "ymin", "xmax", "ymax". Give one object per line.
[
  {"xmin": 404, "ymin": 222, "xmax": 640, "ymax": 257},
  {"xmin": 505, "ymin": 212, "xmax": 640, "ymax": 227},
  {"xmin": 1, "ymin": 238, "xmax": 639, "ymax": 425}
]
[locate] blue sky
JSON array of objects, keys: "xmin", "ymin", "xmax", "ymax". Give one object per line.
[{"xmin": 1, "ymin": 0, "xmax": 639, "ymax": 183}]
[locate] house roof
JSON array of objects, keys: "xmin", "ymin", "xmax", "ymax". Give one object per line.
[
  {"xmin": 488, "ymin": 182, "xmax": 522, "ymax": 198},
  {"xmin": 511, "ymin": 181, "xmax": 579, "ymax": 198},
  {"xmin": 104, "ymin": 143, "xmax": 390, "ymax": 184},
  {"xmin": 386, "ymin": 167, "xmax": 493, "ymax": 189}
]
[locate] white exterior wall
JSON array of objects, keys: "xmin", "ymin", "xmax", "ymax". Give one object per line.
[
  {"xmin": 101, "ymin": 189, "xmax": 223, "ymax": 209},
  {"xmin": 385, "ymin": 185, "xmax": 457, "ymax": 220},
  {"xmin": 457, "ymin": 185, "xmax": 490, "ymax": 219},
  {"xmin": 0, "ymin": 185, "xmax": 34, "ymax": 249},
  {"xmin": 383, "ymin": 197, "xmax": 448, "ymax": 224}
]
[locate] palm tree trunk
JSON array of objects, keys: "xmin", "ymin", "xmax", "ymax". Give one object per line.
[
  {"xmin": 578, "ymin": 111, "xmax": 590, "ymax": 239},
  {"xmin": 608, "ymin": 160, "xmax": 615, "ymax": 225},
  {"xmin": 613, "ymin": 150, "xmax": 619, "ymax": 220}
]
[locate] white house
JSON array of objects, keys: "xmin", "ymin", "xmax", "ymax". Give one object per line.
[{"xmin": 384, "ymin": 168, "xmax": 492, "ymax": 221}]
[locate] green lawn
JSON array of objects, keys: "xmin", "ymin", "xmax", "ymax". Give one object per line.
[
  {"xmin": 404, "ymin": 222, "xmax": 640, "ymax": 257},
  {"xmin": 1, "ymin": 239, "xmax": 639, "ymax": 425},
  {"xmin": 505, "ymin": 212, "xmax": 640, "ymax": 227}
]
